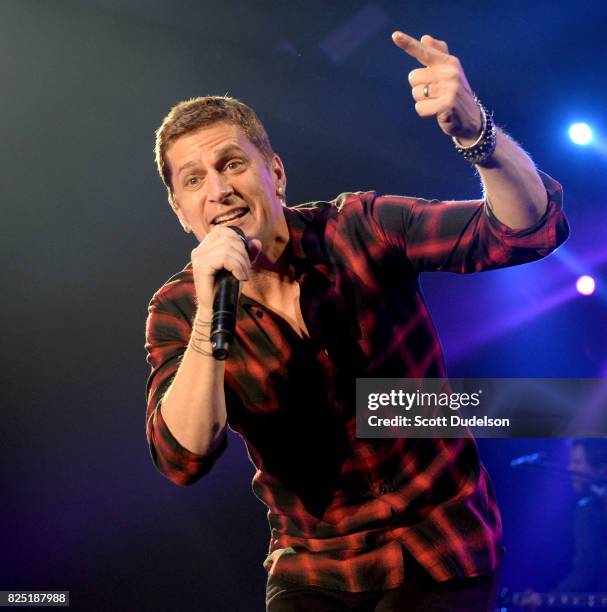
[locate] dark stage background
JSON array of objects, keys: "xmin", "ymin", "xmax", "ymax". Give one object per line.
[{"xmin": 2, "ymin": 1, "xmax": 606, "ymax": 610}]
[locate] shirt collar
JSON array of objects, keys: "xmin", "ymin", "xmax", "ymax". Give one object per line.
[{"xmin": 282, "ymin": 202, "xmax": 333, "ymax": 280}]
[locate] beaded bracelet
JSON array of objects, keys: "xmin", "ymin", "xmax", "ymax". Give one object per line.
[{"xmin": 452, "ymin": 97, "xmax": 497, "ymax": 166}]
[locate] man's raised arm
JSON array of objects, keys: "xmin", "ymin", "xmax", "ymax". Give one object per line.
[{"xmin": 392, "ymin": 31, "xmax": 549, "ymax": 230}]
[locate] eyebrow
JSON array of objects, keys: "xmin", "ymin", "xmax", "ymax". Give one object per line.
[{"xmin": 176, "ymin": 144, "xmax": 245, "ymax": 177}]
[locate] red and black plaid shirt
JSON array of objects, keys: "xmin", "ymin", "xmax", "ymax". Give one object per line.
[{"xmin": 145, "ymin": 171, "xmax": 568, "ymax": 592}]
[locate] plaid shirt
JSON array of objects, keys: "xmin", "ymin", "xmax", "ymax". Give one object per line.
[{"xmin": 145, "ymin": 171, "xmax": 568, "ymax": 592}]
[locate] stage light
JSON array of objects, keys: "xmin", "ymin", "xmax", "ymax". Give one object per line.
[
  {"xmin": 576, "ymin": 275, "xmax": 596, "ymax": 296},
  {"xmin": 569, "ymin": 123, "xmax": 593, "ymax": 145}
]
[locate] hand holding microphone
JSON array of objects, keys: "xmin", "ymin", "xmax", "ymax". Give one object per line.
[{"xmin": 190, "ymin": 225, "xmax": 260, "ymax": 360}]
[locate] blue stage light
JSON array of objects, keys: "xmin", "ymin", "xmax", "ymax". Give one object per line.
[
  {"xmin": 569, "ymin": 123, "xmax": 593, "ymax": 145},
  {"xmin": 576, "ymin": 275, "xmax": 596, "ymax": 296}
]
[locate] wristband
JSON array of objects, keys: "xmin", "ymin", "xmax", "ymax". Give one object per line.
[{"xmin": 452, "ymin": 97, "xmax": 497, "ymax": 166}]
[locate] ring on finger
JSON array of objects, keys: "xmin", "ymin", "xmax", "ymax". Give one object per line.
[{"xmin": 423, "ymin": 84, "xmax": 430, "ymax": 98}]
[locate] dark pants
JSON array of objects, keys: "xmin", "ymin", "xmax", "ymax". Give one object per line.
[{"xmin": 266, "ymin": 549, "xmax": 502, "ymax": 612}]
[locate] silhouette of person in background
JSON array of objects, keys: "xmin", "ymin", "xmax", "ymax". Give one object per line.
[{"xmin": 521, "ymin": 439, "xmax": 607, "ymax": 609}]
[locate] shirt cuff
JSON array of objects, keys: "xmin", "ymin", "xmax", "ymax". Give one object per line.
[
  {"xmin": 483, "ymin": 170, "xmax": 568, "ymax": 251},
  {"xmin": 149, "ymin": 404, "xmax": 227, "ymax": 486}
]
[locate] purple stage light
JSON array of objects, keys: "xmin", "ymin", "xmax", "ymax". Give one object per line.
[
  {"xmin": 576, "ymin": 275, "xmax": 596, "ymax": 296},
  {"xmin": 449, "ymin": 284, "xmax": 578, "ymax": 363}
]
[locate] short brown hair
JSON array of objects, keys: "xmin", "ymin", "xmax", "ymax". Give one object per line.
[
  {"xmin": 572, "ymin": 439, "xmax": 607, "ymax": 469},
  {"xmin": 154, "ymin": 95, "xmax": 275, "ymax": 196}
]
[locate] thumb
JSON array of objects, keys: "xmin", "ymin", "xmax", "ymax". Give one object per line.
[{"xmin": 420, "ymin": 34, "xmax": 449, "ymax": 55}]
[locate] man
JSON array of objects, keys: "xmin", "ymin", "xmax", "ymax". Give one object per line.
[
  {"xmin": 145, "ymin": 32, "xmax": 569, "ymax": 611},
  {"xmin": 560, "ymin": 440, "xmax": 607, "ymax": 591},
  {"xmin": 521, "ymin": 441, "xmax": 607, "ymax": 609}
]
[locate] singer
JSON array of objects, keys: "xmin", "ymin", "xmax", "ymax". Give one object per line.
[{"xmin": 144, "ymin": 32, "xmax": 569, "ymax": 611}]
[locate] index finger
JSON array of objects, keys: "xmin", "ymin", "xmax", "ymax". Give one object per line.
[{"xmin": 391, "ymin": 31, "xmax": 446, "ymax": 66}]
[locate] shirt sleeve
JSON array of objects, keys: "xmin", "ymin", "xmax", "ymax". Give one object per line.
[
  {"xmin": 368, "ymin": 170, "xmax": 569, "ymax": 274},
  {"xmin": 145, "ymin": 280, "xmax": 227, "ymax": 486}
]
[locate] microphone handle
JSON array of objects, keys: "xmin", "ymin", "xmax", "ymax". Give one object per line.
[
  {"xmin": 210, "ymin": 227, "xmax": 248, "ymax": 360},
  {"xmin": 210, "ymin": 269, "xmax": 239, "ymax": 360}
]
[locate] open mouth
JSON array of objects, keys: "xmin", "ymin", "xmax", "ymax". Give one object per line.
[{"xmin": 212, "ymin": 207, "xmax": 250, "ymax": 225}]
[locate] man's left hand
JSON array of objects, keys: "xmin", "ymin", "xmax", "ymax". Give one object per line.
[{"xmin": 392, "ymin": 31, "xmax": 481, "ymax": 145}]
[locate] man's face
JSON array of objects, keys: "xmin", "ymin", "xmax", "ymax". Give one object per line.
[
  {"xmin": 569, "ymin": 445, "xmax": 595, "ymax": 494},
  {"xmin": 165, "ymin": 121, "xmax": 287, "ymax": 249}
]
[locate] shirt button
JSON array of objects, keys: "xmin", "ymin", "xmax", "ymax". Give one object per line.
[
  {"xmin": 379, "ymin": 481, "xmax": 394, "ymax": 496},
  {"xmin": 256, "ymin": 310, "xmax": 264, "ymax": 318}
]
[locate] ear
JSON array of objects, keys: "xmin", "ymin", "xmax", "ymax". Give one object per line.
[
  {"xmin": 168, "ymin": 194, "xmax": 192, "ymax": 233},
  {"xmin": 271, "ymin": 154, "xmax": 287, "ymax": 198}
]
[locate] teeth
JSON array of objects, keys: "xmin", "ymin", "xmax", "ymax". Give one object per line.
[{"xmin": 214, "ymin": 208, "xmax": 248, "ymax": 224}]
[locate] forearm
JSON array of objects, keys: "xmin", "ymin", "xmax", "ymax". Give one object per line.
[
  {"xmin": 159, "ymin": 306, "xmax": 228, "ymax": 456},
  {"xmin": 391, "ymin": 32, "xmax": 549, "ymax": 231},
  {"xmin": 475, "ymin": 128, "xmax": 548, "ymax": 230}
]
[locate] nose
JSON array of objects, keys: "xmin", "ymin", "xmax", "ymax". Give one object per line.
[{"xmin": 207, "ymin": 170, "xmax": 233, "ymax": 203}]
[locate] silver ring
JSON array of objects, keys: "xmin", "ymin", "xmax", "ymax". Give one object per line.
[{"xmin": 423, "ymin": 84, "xmax": 430, "ymax": 98}]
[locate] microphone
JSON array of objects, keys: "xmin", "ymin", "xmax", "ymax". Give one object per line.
[
  {"xmin": 510, "ymin": 452, "xmax": 545, "ymax": 468},
  {"xmin": 210, "ymin": 226, "xmax": 248, "ymax": 361}
]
